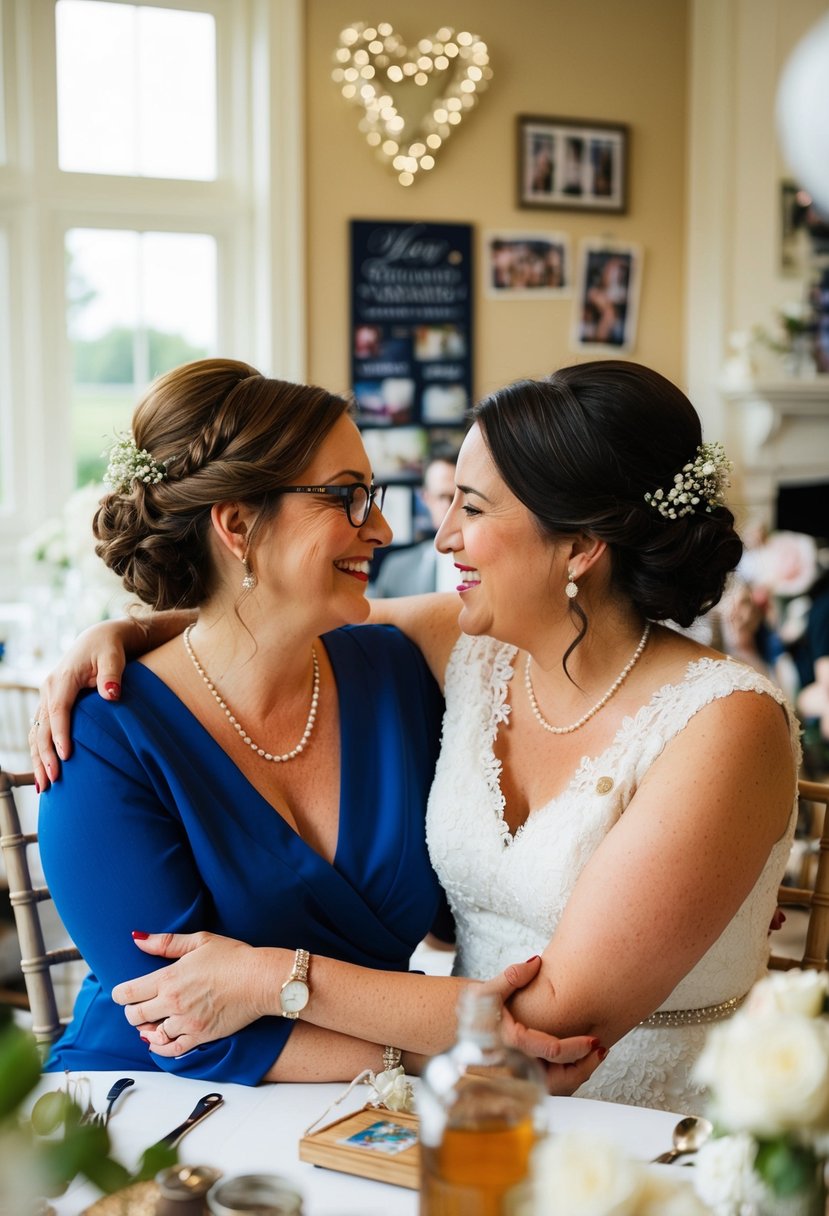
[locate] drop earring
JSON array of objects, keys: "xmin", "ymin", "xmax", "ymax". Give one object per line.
[
  {"xmin": 565, "ymin": 568, "xmax": 578, "ymax": 600},
  {"xmin": 241, "ymin": 554, "xmax": 256, "ymax": 591}
]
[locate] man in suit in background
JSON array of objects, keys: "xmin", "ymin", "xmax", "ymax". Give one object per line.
[{"xmin": 371, "ymin": 456, "xmax": 457, "ymax": 597}]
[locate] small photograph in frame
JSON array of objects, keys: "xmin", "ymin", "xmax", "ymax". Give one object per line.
[
  {"xmin": 353, "ymin": 377, "xmax": 415, "ymax": 426},
  {"xmin": 485, "ymin": 232, "xmax": 571, "ymax": 297},
  {"xmin": 518, "ymin": 116, "xmax": 628, "ymax": 213},
  {"xmin": 572, "ymin": 240, "xmax": 642, "ymax": 353},
  {"xmin": 781, "ymin": 179, "xmax": 829, "ymax": 274}
]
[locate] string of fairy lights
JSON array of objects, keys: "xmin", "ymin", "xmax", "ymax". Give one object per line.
[{"xmin": 332, "ymin": 23, "xmax": 492, "ymax": 186}]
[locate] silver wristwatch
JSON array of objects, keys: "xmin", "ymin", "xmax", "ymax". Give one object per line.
[{"xmin": 279, "ymin": 948, "xmax": 311, "ymax": 1019}]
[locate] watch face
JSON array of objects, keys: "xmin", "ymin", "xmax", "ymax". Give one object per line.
[{"xmin": 280, "ymin": 979, "xmax": 310, "ymax": 1013}]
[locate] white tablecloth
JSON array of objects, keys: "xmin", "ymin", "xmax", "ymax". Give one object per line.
[{"xmin": 31, "ymin": 1072, "xmax": 684, "ymax": 1215}]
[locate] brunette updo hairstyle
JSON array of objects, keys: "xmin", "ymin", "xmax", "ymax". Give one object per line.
[
  {"xmin": 472, "ymin": 361, "xmax": 743, "ymax": 630},
  {"xmin": 94, "ymin": 359, "xmax": 350, "ymax": 610}
]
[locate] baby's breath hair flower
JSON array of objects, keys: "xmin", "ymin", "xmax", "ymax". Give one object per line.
[
  {"xmin": 644, "ymin": 441, "xmax": 733, "ymax": 520},
  {"xmin": 103, "ymin": 433, "xmax": 167, "ymax": 494}
]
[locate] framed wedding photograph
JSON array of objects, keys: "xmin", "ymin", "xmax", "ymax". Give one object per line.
[
  {"xmin": 572, "ymin": 239, "xmax": 642, "ymax": 353},
  {"xmin": 517, "ymin": 115, "xmax": 628, "ymax": 213},
  {"xmin": 485, "ymin": 231, "xmax": 571, "ymax": 297}
]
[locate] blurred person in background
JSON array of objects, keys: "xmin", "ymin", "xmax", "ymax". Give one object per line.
[{"xmin": 370, "ymin": 456, "xmax": 457, "ymax": 597}]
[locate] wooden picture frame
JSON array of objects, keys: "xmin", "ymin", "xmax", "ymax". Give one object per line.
[
  {"xmin": 299, "ymin": 1104, "xmax": 420, "ymax": 1189},
  {"xmin": 517, "ymin": 115, "xmax": 628, "ymax": 213}
]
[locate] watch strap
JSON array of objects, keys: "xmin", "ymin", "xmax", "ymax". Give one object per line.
[{"xmin": 292, "ymin": 948, "xmax": 310, "ymax": 983}]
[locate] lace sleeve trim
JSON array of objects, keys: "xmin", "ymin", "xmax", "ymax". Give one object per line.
[{"xmin": 445, "ymin": 634, "xmax": 518, "ymax": 846}]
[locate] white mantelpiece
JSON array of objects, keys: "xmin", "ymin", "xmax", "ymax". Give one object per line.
[{"xmin": 721, "ymin": 378, "xmax": 829, "ymax": 527}]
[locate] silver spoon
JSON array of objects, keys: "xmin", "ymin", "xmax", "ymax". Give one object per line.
[{"xmin": 651, "ymin": 1115, "xmax": 713, "ymax": 1164}]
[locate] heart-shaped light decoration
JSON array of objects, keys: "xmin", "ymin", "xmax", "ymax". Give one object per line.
[{"xmin": 332, "ymin": 23, "xmax": 492, "ymax": 186}]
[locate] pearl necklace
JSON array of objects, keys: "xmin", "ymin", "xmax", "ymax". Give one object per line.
[
  {"xmin": 183, "ymin": 625, "xmax": 320, "ymax": 762},
  {"xmin": 524, "ymin": 622, "xmax": 651, "ymax": 735}
]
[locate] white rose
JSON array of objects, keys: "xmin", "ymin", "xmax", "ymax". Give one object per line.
[
  {"xmin": 530, "ymin": 1132, "xmax": 642, "ymax": 1216},
  {"xmin": 694, "ymin": 1014, "xmax": 829, "ymax": 1136},
  {"xmin": 745, "ymin": 970, "xmax": 829, "ymax": 1019},
  {"xmin": 638, "ymin": 1174, "xmax": 713, "ymax": 1216},
  {"xmin": 372, "ymin": 1065, "xmax": 414, "ymax": 1113},
  {"xmin": 692, "ymin": 1133, "xmax": 764, "ymax": 1216}
]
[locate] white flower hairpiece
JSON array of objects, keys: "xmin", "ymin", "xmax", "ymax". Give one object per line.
[
  {"xmin": 644, "ymin": 441, "xmax": 733, "ymax": 520},
  {"xmin": 103, "ymin": 433, "xmax": 166, "ymax": 494}
]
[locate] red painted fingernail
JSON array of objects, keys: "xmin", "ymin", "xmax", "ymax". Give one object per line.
[
  {"xmin": 34, "ymin": 781, "xmax": 40, "ymax": 794},
  {"xmin": 105, "ymin": 682, "xmax": 121, "ymax": 700},
  {"xmin": 132, "ymin": 930, "xmax": 150, "ymax": 940},
  {"xmin": 524, "ymin": 955, "xmax": 541, "ymax": 963},
  {"xmin": 598, "ymin": 1047, "xmax": 609, "ymax": 1061},
  {"xmin": 589, "ymin": 1037, "xmax": 601, "ymax": 1050},
  {"xmin": 140, "ymin": 1036, "xmax": 150, "ymax": 1044}
]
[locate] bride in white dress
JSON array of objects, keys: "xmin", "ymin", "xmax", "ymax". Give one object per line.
[{"xmin": 32, "ymin": 360, "xmax": 799, "ymax": 1113}]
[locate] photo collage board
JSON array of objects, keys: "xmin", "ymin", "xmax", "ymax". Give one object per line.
[{"xmin": 350, "ymin": 220, "xmax": 472, "ymax": 549}]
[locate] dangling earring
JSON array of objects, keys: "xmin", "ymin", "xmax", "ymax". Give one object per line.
[
  {"xmin": 241, "ymin": 554, "xmax": 256, "ymax": 591},
  {"xmin": 565, "ymin": 568, "xmax": 578, "ymax": 600}
]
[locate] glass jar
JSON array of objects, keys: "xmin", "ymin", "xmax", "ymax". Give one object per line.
[{"xmin": 206, "ymin": 1173, "xmax": 303, "ymax": 1216}]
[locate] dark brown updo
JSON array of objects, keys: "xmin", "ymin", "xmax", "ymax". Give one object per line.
[
  {"xmin": 94, "ymin": 359, "xmax": 350, "ymax": 609},
  {"xmin": 473, "ymin": 360, "xmax": 743, "ymax": 630}
]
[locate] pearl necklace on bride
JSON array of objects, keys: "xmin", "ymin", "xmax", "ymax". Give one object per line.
[
  {"xmin": 524, "ymin": 622, "xmax": 651, "ymax": 735},
  {"xmin": 183, "ymin": 624, "xmax": 320, "ymax": 762}
]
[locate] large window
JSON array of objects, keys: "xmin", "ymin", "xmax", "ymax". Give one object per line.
[
  {"xmin": 67, "ymin": 227, "xmax": 218, "ymax": 481},
  {"xmin": 0, "ymin": 0, "xmax": 304, "ymax": 599},
  {"xmin": 56, "ymin": 1, "xmax": 217, "ymax": 179}
]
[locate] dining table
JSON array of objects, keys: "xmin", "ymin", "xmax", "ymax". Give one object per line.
[{"xmin": 28, "ymin": 1070, "xmax": 688, "ymax": 1215}]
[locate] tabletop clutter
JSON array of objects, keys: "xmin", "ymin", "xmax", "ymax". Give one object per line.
[{"xmin": 49, "ymin": 985, "xmax": 709, "ymax": 1216}]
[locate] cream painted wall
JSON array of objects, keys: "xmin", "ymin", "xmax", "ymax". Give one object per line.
[
  {"xmin": 685, "ymin": 0, "xmax": 829, "ymax": 512},
  {"xmin": 304, "ymin": 0, "xmax": 689, "ymax": 401}
]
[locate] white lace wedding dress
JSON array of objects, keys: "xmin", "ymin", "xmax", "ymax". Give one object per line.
[{"xmin": 426, "ymin": 635, "xmax": 800, "ymax": 1113}]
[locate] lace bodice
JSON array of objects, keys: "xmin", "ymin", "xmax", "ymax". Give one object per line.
[{"xmin": 426, "ymin": 635, "xmax": 800, "ymax": 1113}]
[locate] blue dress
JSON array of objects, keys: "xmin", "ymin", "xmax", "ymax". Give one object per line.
[{"xmin": 39, "ymin": 625, "xmax": 444, "ymax": 1084}]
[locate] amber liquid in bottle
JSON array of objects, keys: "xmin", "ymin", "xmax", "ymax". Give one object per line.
[
  {"xmin": 418, "ymin": 991, "xmax": 545, "ymax": 1216},
  {"xmin": 420, "ymin": 1116, "xmax": 537, "ymax": 1216}
]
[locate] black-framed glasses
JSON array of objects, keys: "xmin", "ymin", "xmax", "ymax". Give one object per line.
[{"xmin": 271, "ymin": 481, "xmax": 387, "ymax": 528}]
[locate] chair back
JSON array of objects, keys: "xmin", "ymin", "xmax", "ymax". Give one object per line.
[
  {"xmin": 0, "ymin": 680, "xmax": 39, "ymax": 768},
  {"xmin": 770, "ymin": 778, "xmax": 829, "ymax": 972},
  {"xmin": 0, "ymin": 768, "xmax": 82, "ymax": 1047}
]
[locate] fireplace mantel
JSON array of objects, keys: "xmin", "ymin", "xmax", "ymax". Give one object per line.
[{"xmin": 720, "ymin": 378, "xmax": 829, "ymax": 526}]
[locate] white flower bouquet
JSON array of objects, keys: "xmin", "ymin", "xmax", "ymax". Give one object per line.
[
  {"xmin": 692, "ymin": 969, "xmax": 829, "ymax": 1216},
  {"xmin": 526, "ymin": 1131, "xmax": 711, "ymax": 1216}
]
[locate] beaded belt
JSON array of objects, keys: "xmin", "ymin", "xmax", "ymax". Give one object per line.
[{"xmin": 639, "ymin": 993, "xmax": 745, "ymax": 1029}]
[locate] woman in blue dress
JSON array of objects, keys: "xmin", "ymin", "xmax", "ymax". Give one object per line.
[{"xmin": 36, "ymin": 359, "xmax": 599, "ymax": 1087}]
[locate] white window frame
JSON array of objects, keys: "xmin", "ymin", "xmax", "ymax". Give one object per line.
[{"xmin": 0, "ymin": 0, "xmax": 304, "ymax": 598}]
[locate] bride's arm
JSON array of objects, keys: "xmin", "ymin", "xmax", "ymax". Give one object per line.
[
  {"xmin": 506, "ymin": 690, "xmax": 796, "ymax": 1046},
  {"xmin": 367, "ymin": 592, "xmax": 460, "ymax": 688}
]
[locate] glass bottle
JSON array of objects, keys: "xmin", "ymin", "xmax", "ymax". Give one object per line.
[{"xmin": 418, "ymin": 988, "xmax": 547, "ymax": 1216}]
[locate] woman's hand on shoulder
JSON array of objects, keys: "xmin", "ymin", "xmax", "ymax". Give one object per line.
[
  {"xmin": 113, "ymin": 930, "xmax": 281, "ymax": 1057},
  {"xmin": 30, "ymin": 609, "xmax": 194, "ymax": 788},
  {"xmin": 368, "ymin": 591, "xmax": 460, "ymax": 687},
  {"xmin": 31, "ymin": 619, "xmax": 131, "ymax": 788}
]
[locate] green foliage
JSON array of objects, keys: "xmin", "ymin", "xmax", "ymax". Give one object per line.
[
  {"xmin": 0, "ymin": 1008, "xmax": 176, "ymax": 1208},
  {"xmin": 0, "ymin": 1008, "xmax": 41, "ymax": 1122},
  {"xmin": 755, "ymin": 1137, "xmax": 819, "ymax": 1197},
  {"xmin": 71, "ymin": 327, "xmax": 208, "ymax": 385}
]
